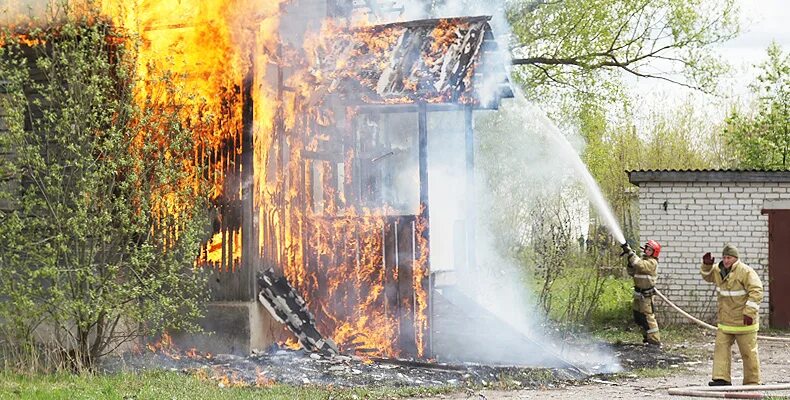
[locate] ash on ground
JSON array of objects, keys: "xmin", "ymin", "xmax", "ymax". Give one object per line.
[
  {"xmin": 612, "ymin": 342, "xmax": 690, "ymax": 370},
  {"xmin": 101, "ymin": 341, "xmax": 689, "ymax": 389}
]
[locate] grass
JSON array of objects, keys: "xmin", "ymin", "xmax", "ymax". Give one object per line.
[
  {"xmin": 0, "ymin": 370, "xmax": 457, "ymax": 400},
  {"xmin": 543, "ymin": 270, "xmax": 633, "ymax": 329},
  {"xmin": 587, "ymin": 275, "xmax": 633, "ymax": 325}
]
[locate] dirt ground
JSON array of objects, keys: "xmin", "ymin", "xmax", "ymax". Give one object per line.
[
  {"xmin": 416, "ymin": 339, "xmax": 790, "ymax": 399},
  {"xmin": 104, "ymin": 329, "xmax": 790, "ymax": 398}
]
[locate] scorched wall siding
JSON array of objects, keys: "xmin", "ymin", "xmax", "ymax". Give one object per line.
[{"xmin": 637, "ymin": 181, "xmax": 790, "ymax": 326}]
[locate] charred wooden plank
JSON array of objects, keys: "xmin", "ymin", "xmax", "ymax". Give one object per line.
[
  {"xmin": 256, "ymin": 267, "xmax": 339, "ymax": 356},
  {"xmin": 396, "ymin": 216, "xmax": 417, "ymax": 356},
  {"xmin": 309, "ymin": 17, "xmax": 509, "ymax": 106}
]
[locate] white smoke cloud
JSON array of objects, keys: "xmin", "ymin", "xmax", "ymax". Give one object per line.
[
  {"xmin": 421, "ymin": 94, "xmax": 619, "ymax": 371},
  {"xmin": 406, "ymin": 0, "xmax": 622, "ymax": 367},
  {"xmin": 0, "ymin": 0, "xmax": 56, "ymax": 25}
]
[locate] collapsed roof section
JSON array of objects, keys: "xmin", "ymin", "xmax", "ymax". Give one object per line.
[{"xmin": 309, "ymin": 16, "xmax": 513, "ymax": 108}]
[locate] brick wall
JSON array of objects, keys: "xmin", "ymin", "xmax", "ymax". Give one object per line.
[{"xmin": 637, "ymin": 181, "xmax": 790, "ymax": 326}]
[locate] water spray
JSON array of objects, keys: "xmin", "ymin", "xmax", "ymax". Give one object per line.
[{"xmin": 513, "ymin": 93, "xmax": 626, "ymax": 244}]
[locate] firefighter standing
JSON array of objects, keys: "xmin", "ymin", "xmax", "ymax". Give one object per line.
[
  {"xmin": 701, "ymin": 244, "xmax": 763, "ymax": 386},
  {"xmin": 620, "ymin": 240, "xmax": 662, "ymax": 346}
]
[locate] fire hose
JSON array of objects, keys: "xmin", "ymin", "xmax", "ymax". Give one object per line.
[
  {"xmin": 655, "ymin": 289, "xmax": 790, "ymax": 398},
  {"xmin": 666, "ymin": 384, "xmax": 790, "ymax": 399},
  {"xmin": 654, "ymin": 288, "xmax": 790, "ymax": 343},
  {"xmin": 667, "ymin": 386, "xmax": 790, "ymax": 399}
]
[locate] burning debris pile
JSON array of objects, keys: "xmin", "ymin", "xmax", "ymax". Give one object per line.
[
  {"xmin": 103, "ymin": 346, "xmax": 585, "ymax": 389},
  {"xmin": 102, "ymin": 339, "xmax": 692, "ymax": 389}
]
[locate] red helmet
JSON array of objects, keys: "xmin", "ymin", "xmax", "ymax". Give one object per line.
[{"xmin": 645, "ymin": 240, "xmax": 662, "ymax": 258}]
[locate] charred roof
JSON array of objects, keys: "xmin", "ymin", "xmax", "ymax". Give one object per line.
[{"xmin": 308, "ymin": 16, "xmax": 512, "ymax": 109}]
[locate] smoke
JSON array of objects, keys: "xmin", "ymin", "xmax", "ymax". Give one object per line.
[
  {"xmin": 391, "ymin": 0, "xmax": 622, "ymax": 372},
  {"xmin": 422, "ymin": 94, "xmax": 620, "ymax": 372},
  {"xmin": 0, "ymin": 0, "xmax": 59, "ymax": 25},
  {"xmin": 392, "ymin": 0, "xmax": 510, "ymax": 34}
]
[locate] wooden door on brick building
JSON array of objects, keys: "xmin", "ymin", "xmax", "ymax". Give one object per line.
[{"xmin": 763, "ymin": 209, "xmax": 790, "ymax": 328}]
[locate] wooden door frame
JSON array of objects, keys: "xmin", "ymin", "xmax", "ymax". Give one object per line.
[{"xmin": 761, "ymin": 204, "xmax": 790, "ymax": 328}]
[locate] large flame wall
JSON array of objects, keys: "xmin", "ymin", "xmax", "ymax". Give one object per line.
[
  {"xmin": 97, "ymin": 0, "xmax": 284, "ymax": 272},
  {"xmin": 85, "ymin": 0, "xmax": 429, "ymax": 358}
]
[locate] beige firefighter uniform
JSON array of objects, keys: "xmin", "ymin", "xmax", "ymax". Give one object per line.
[
  {"xmin": 700, "ymin": 259, "xmax": 763, "ymax": 384},
  {"xmin": 627, "ymin": 253, "xmax": 660, "ymax": 344}
]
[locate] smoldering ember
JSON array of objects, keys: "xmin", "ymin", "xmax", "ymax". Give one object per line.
[
  {"xmin": 98, "ymin": 266, "xmax": 687, "ymax": 388},
  {"xmin": 101, "ymin": 339, "xmax": 690, "ymax": 388}
]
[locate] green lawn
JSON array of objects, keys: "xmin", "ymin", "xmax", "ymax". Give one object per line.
[{"xmin": 0, "ymin": 370, "xmax": 456, "ymax": 400}]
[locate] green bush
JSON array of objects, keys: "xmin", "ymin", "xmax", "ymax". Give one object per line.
[
  {"xmin": 588, "ymin": 274, "xmax": 633, "ymax": 326},
  {"xmin": 0, "ymin": 19, "xmax": 210, "ymax": 371},
  {"xmin": 543, "ymin": 266, "xmax": 632, "ymax": 329}
]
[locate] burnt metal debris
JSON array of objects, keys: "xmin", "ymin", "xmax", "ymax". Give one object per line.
[{"xmin": 256, "ymin": 267, "xmax": 340, "ymax": 356}]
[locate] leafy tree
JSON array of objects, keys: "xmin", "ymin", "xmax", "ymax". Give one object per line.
[
  {"xmin": 575, "ymin": 99, "xmax": 718, "ymax": 239},
  {"xmin": 0, "ymin": 20, "xmax": 210, "ymax": 371},
  {"xmin": 500, "ymin": 0, "xmax": 737, "ymax": 246},
  {"xmin": 508, "ymin": 0, "xmax": 738, "ymax": 100},
  {"xmin": 723, "ymin": 43, "xmax": 790, "ymax": 169}
]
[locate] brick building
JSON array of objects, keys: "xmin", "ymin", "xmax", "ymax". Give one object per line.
[{"xmin": 628, "ymin": 170, "xmax": 790, "ymax": 329}]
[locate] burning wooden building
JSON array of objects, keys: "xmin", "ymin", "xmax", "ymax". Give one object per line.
[
  {"xmin": 3, "ymin": 0, "xmax": 515, "ymax": 361},
  {"xmin": 182, "ymin": 3, "xmax": 515, "ymax": 359},
  {"xmin": 201, "ymin": 13, "xmax": 512, "ymax": 360}
]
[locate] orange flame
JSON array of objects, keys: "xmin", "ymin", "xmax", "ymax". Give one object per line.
[
  {"xmin": 41, "ymin": 0, "xmax": 436, "ymax": 359},
  {"xmin": 146, "ymin": 331, "xmax": 182, "ymax": 359},
  {"xmin": 280, "ymin": 337, "xmax": 302, "ymax": 351},
  {"xmin": 254, "ymin": 367, "xmax": 275, "ymax": 387},
  {"xmin": 91, "ymin": 0, "xmax": 285, "ymax": 271}
]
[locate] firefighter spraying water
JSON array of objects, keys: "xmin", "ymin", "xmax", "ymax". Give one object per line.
[
  {"xmin": 521, "ymin": 94, "xmax": 790, "ymax": 397},
  {"xmin": 620, "ymin": 240, "xmax": 662, "ymax": 346}
]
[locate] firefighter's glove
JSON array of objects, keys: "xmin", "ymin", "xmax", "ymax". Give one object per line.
[
  {"xmin": 620, "ymin": 243, "xmax": 632, "ymax": 257},
  {"xmin": 744, "ymin": 315, "xmax": 754, "ymax": 326},
  {"xmin": 702, "ymin": 252, "xmax": 715, "ymax": 265}
]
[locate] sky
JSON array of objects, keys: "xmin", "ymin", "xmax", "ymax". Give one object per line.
[
  {"xmin": 717, "ymin": 0, "xmax": 790, "ymax": 97},
  {"xmin": 630, "ymin": 0, "xmax": 789, "ymax": 122},
  {"xmin": 620, "ymin": 0, "xmax": 789, "ymax": 146}
]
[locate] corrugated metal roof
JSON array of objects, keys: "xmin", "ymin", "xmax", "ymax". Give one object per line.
[{"xmin": 627, "ymin": 169, "xmax": 790, "ymax": 185}]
